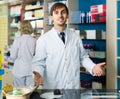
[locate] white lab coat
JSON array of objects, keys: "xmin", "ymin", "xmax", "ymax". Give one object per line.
[
  {"xmin": 32, "ymin": 28, "xmax": 95, "ymax": 89},
  {"xmin": 10, "ymin": 34, "xmax": 36, "ymax": 77}
]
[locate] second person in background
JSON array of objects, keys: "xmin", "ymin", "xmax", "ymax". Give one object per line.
[{"xmin": 10, "ymin": 20, "xmax": 36, "ymax": 87}]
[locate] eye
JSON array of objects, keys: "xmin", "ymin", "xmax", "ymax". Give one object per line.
[
  {"xmin": 54, "ymin": 11, "xmax": 59, "ymax": 14},
  {"xmin": 62, "ymin": 10, "xmax": 67, "ymax": 14}
]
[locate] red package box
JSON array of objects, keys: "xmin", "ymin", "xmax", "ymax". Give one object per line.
[{"xmin": 91, "ymin": 4, "xmax": 106, "ymax": 23}]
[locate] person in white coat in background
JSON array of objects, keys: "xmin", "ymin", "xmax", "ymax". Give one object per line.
[
  {"xmin": 10, "ymin": 20, "xmax": 36, "ymax": 87},
  {"xmin": 32, "ymin": 2, "xmax": 105, "ymax": 89}
]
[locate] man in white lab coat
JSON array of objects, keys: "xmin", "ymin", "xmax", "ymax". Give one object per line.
[{"xmin": 32, "ymin": 2, "xmax": 105, "ymax": 89}]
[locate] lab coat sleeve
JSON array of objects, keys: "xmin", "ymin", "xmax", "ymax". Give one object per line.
[
  {"xmin": 32, "ymin": 36, "xmax": 47, "ymax": 77},
  {"xmin": 10, "ymin": 38, "xmax": 19, "ymax": 62},
  {"xmin": 79, "ymin": 39, "xmax": 96, "ymax": 75}
]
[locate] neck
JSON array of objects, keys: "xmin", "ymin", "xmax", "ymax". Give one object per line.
[{"xmin": 54, "ymin": 24, "xmax": 66, "ymax": 32}]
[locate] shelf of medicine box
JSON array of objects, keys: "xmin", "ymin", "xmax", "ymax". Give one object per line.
[
  {"xmin": 90, "ymin": 57, "xmax": 106, "ymax": 64},
  {"xmin": 34, "ymin": 29, "xmax": 44, "ymax": 33},
  {"xmin": 25, "ymin": 5, "xmax": 44, "ymax": 11},
  {"xmin": 82, "ymin": 39, "xmax": 106, "ymax": 48},
  {"xmin": 10, "ymin": 23, "xmax": 19, "ymax": 28},
  {"xmin": 23, "ymin": 0, "xmax": 43, "ymax": 4},
  {"xmin": 24, "ymin": 17, "xmax": 44, "ymax": 21},
  {"xmin": 70, "ymin": 22, "xmax": 106, "ymax": 25},
  {"xmin": 10, "ymin": 25, "xmax": 19, "ymax": 28},
  {"xmin": 46, "ymin": 23, "xmax": 54, "ymax": 26},
  {"xmin": 82, "ymin": 39, "xmax": 106, "ymax": 42},
  {"xmin": 46, "ymin": 23, "xmax": 67, "ymax": 26},
  {"xmin": 80, "ymin": 72, "xmax": 106, "ymax": 84},
  {"xmin": 89, "ymin": 51, "xmax": 106, "ymax": 58},
  {"xmin": 9, "ymin": 1, "xmax": 22, "ymax": 6},
  {"xmin": 9, "ymin": 5, "xmax": 22, "ymax": 16},
  {"xmin": 34, "ymin": 33, "xmax": 42, "ymax": 37},
  {"xmin": 10, "ymin": 14, "xmax": 20, "ymax": 17},
  {"xmin": 34, "ymin": 27, "xmax": 44, "ymax": 30},
  {"xmin": 81, "ymin": 39, "xmax": 106, "ymax": 41}
]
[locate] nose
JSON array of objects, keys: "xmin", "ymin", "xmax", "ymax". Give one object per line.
[{"xmin": 58, "ymin": 12, "xmax": 63, "ymax": 17}]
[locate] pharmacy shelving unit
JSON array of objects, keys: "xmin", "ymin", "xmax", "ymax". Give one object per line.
[
  {"xmin": 8, "ymin": 3, "xmax": 22, "ymax": 46},
  {"xmin": 78, "ymin": 0, "xmax": 106, "ymax": 89},
  {"xmin": 106, "ymin": 0, "xmax": 120, "ymax": 89},
  {"xmin": 22, "ymin": 0, "xmax": 44, "ymax": 38},
  {"xmin": 9, "ymin": 0, "xmax": 45, "ymax": 43}
]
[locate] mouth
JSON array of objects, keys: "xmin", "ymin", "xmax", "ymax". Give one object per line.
[{"xmin": 58, "ymin": 18, "xmax": 64, "ymax": 23}]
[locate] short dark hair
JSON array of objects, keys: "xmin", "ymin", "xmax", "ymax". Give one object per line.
[{"xmin": 50, "ymin": 2, "xmax": 69, "ymax": 16}]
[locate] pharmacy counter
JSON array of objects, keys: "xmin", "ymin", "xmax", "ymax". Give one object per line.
[
  {"xmin": 2, "ymin": 89, "xmax": 120, "ymax": 99},
  {"xmin": 31, "ymin": 89, "xmax": 120, "ymax": 99}
]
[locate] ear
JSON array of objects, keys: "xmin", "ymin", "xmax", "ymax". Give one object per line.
[
  {"xmin": 50, "ymin": 16, "xmax": 54, "ymax": 24},
  {"xmin": 50, "ymin": 16, "xmax": 53, "ymax": 21},
  {"xmin": 67, "ymin": 14, "xmax": 69, "ymax": 19}
]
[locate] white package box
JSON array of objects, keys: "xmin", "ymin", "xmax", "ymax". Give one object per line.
[
  {"xmin": 87, "ymin": 30, "xmax": 96, "ymax": 39},
  {"xmin": 102, "ymin": 31, "xmax": 106, "ymax": 39}
]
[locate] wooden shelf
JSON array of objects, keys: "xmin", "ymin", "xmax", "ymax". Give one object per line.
[
  {"xmin": 25, "ymin": 5, "xmax": 43, "ymax": 11},
  {"xmin": 24, "ymin": 17, "xmax": 44, "ymax": 21}
]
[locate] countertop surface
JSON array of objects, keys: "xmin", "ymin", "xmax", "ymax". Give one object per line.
[{"xmin": 2, "ymin": 89, "xmax": 120, "ymax": 99}]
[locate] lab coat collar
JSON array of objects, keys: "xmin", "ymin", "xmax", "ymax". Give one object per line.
[
  {"xmin": 53, "ymin": 27, "xmax": 67, "ymax": 37},
  {"xmin": 50, "ymin": 27, "xmax": 71, "ymax": 46},
  {"xmin": 22, "ymin": 34, "xmax": 31, "ymax": 36}
]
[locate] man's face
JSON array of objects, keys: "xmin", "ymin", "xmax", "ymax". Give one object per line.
[{"xmin": 51, "ymin": 7, "xmax": 68, "ymax": 26}]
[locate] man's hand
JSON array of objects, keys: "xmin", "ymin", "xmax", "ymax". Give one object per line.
[
  {"xmin": 92, "ymin": 62, "xmax": 106, "ymax": 76},
  {"xmin": 33, "ymin": 71, "xmax": 43, "ymax": 86}
]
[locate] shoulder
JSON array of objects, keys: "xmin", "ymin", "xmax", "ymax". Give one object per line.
[
  {"xmin": 14, "ymin": 37, "xmax": 21, "ymax": 42},
  {"xmin": 12, "ymin": 37, "xmax": 21, "ymax": 46},
  {"xmin": 23, "ymin": 34, "xmax": 36, "ymax": 40},
  {"xmin": 29, "ymin": 35, "xmax": 36, "ymax": 40}
]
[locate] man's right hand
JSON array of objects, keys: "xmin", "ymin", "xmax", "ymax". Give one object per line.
[{"xmin": 33, "ymin": 71, "xmax": 43, "ymax": 86}]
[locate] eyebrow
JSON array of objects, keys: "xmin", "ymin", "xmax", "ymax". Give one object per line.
[{"xmin": 54, "ymin": 8, "xmax": 66, "ymax": 13}]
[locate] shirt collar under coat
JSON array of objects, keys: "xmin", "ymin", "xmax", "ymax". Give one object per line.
[
  {"xmin": 51, "ymin": 27, "xmax": 71, "ymax": 46},
  {"xmin": 53, "ymin": 27, "xmax": 66, "ymax": 38}
]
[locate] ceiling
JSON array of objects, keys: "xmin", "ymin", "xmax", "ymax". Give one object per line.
[
  {"xmin": 0, "ymin": 0, "xmax": 22, "ymax": 4},
  {"xmin": 0, "ymin": 0, "xmax": 40, "ymax": 4}
]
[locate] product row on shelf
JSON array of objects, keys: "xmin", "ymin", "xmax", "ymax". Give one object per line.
[{"xmin": 70, "ymin": 4, "xmax": 106, "ymax": 24}]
